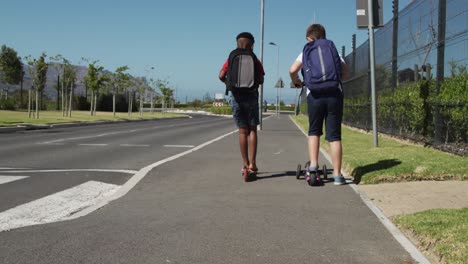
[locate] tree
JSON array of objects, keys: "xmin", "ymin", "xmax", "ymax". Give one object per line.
[
  {"xmin": 24, "ymin": 53, "xmax": 48, "ymax": 119},
  {"xmin": 157, "ymin": 79, "xmax": 174, "ymax": 112},
  {"xmin": 49, "ymin": 55, "xmax": 65, "ymax": 112},
  {"xmin": 0, "ymin": 45, "xmax": 23, "ymax": 100},
  {"xmin": 84, "ymin": 61, "xmax": 108, "ymax": 116},
  {"xmin": 110, "ymin": 66, "xmax": 130, "ymax": 116},
  {"xmin": 63, "ymin": 61, "xmax": 77, "ymax": 117},
  {"xmin": 135, "ymin": 77, "xmax": 151, "ymax": 117}
]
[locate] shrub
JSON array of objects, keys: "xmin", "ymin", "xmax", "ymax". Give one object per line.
[{"xmin": 210, "ymin": 106, "xmax": 232, "ymax": 115}]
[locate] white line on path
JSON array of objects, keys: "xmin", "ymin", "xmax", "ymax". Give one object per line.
[
  {"xmin": 289, "ymin": 116, "xmax": 431, "ymax": 264},
  {"xmin": 78, "ymin": 144, "xmax": 108, "ymax": 146},
  {"xmin": 70, "ymin": 114, "xmax": 274, "ymax": 220},
  {"xmin": 0, "ymin": 181, "xmax": 119, "ymax": 232},
  {"xmin": 68, "ymin": 128, "xmax": 240, "ymax": 220},
  {"xmin": 120, "ymin": 144, "xmax": 150, "ymax": 147},
  {"xmin": 164, "ymin": 145, "xmax": 195, "ymax": 148},
  {"xmin": 0, "ymin": 176, "xmax": 29, "ymax": 185},
  {"xmin": 1, "ymin": 169, "xmax": 137, "ymax": 174}
]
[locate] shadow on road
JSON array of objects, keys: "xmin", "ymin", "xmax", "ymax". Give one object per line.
[{"xmin": 256, "ymin": 171, "xmax": 296, "ymax": 180}]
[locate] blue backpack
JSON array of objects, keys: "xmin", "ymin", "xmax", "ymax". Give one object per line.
[{"xmin": 302, "ymin": 39, "xmax": 342, "ymax": 95}]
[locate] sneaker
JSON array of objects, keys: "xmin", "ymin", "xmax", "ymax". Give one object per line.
[{"xmin": 333, "ymin": 175, "xmax": 346, "ymax": 185}]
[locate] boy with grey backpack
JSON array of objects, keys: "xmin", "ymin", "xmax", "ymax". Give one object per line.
[{"xmin": 218, "ymin": 32, "xmax": 265, "ymax": 182}]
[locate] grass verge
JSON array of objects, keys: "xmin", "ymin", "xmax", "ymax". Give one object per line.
[
  {"xmin": 291, "ymin": 114, "xmax": 466, "ymax": 184},
  {"xmin": 0, "ymin": 110, "xmax": 186, "ymax": 127},
  {"xmin": 394, "ymin": 208, "xmax": 468, "ymax": 264}
]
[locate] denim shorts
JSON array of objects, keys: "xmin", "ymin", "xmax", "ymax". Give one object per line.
[
  {"xmin": 307, "ymin": 92, "xmax": 343, "ymax": 141},
  {"xmin": 230, "ymin": 93, "xmax": 260, "ymax": 128}
]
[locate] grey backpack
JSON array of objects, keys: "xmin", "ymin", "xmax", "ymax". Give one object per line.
[{"xmin": 226, "ymin": 48, "xmax": 262, "ymax": 95}]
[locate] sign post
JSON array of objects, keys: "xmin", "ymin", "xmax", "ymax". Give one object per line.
[
  {"xmin": 356, "ymin": 0, "xmax": 383, "ymax": 147},
  {"xmin": 274, "ymin": 78, "xmax": 284, "ymax": 118}
]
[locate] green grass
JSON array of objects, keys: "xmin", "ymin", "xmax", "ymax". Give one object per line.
[
  {"xmin": 0, "ymin": 110, "xmax": 186, "ymax": 127},
  {"xmin": 292, "ymin": 114, "xmax": 467, "ymax": 184},
  {"xmin": 394, "ymin": 208, "xmax": 468, "ymax": 264}
]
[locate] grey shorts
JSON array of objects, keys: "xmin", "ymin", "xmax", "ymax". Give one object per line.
[{"xmin": 230, "ymin": 94, "xmax": 260, "ymax": 128}]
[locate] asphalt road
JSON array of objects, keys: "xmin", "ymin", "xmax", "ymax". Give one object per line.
[{"xmin": 0, "ymin": 114, "xmax": 418, "ymax": 264}]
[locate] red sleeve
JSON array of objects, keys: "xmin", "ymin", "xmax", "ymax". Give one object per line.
[
  {"xmin": 221, "ymin": 59, "xmax": 228, "ymax": 72},
  {"xmin": 257, "ymin": 60, "xmax": 265, "ymax": 75}
]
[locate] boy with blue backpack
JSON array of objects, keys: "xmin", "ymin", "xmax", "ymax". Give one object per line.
[
  {"xmin": 219, "ymin": 32, "xmax": 265, "ymax": 182},
  {"xmin": 289, "ymin": 24, "xmax": 349, "ymax": 185}
]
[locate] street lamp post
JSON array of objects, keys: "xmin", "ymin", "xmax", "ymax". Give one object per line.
[
  {"xmin": 258, "ymin": 0, "xmax": 265, "ymax": 130},
  {"xmin": 269, "ymin": 42, "xmax": 281, "ymax": 118}
]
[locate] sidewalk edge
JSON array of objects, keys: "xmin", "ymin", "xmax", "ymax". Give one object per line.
[{"xmin": 289, "ymin": 115, "xmax": 431, "ymax": 264}]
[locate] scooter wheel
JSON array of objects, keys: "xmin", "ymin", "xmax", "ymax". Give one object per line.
[
  {"xmin": 322, "ymin": 164, "xmax": 328, "ymax": 179},
  {"xmin": 296, "ymin": 164, "xmax": 302, "ymax": 179}
]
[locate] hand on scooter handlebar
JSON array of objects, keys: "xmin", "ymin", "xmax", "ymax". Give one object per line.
[{"xmin": 292, "ymin": 80, "xmax": 304, "ymax": 88}]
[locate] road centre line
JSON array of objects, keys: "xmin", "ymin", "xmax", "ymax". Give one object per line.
[
  {"xmin": 41, "ymin": 131, "xmax": 127, "ymax": 144},
  {"xmin": 0, "ymin": 169, "xmax": 137, "ymax": 174},
  {"xmin": 78, "ymin": 144, "xmax": 108, "ymax": 146},
  {"xmin": 120, "ymin": 144, "xmax": 150, "ymax": 147},
  {"xmin": 0, "ymin": 176, "xmax": 29, "ymax": 185},
  {"xmin": 164, "ymin": 145, "xmax": 194, "ymax": 148},
  {"xmin": 39, "ymin": 118, "xmax": 230, "ymax": 145}
]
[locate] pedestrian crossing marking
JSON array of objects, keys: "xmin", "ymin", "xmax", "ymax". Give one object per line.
[
  {"xmin": 0, "ymin": 176, "xmax": 29, "ymax": 185},
  {"xmin": 0, "ymin": 181, "xmax": 119, "ymax": 232}
]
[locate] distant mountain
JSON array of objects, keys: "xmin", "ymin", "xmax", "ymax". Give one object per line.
[{"xmin": 0, "ymin": 64, "xmax": 90, "ymax": 100}]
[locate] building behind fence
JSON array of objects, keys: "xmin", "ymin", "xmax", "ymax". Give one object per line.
[{"xmin": 300, "ymin": 0, "xmax": 467, "ymax": 156}]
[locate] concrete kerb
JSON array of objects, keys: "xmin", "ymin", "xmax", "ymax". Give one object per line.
[{"xmin": 288, "ymin": 115, "xmax": 431, "ymax": 264}]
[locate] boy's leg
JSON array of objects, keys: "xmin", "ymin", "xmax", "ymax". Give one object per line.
[
  {"xmin": 329, "ymin": 140, "xmax": 342, "ymax": 176},
  {"xmin": 307, "ymin": 135, "xmax": 320, "ymax": 168},
  {"xmin": 324, "ymin": 93, "xmax": 344, "ymax": 182},
  {"xmin": 307, "ymin": 94, "xmax": 325, "ymax": 170},
  {"xmin": 238, "ymin": 128, "xmax": 250, "ymax": 168},
  {"xmin": 248, "ymin": 126, "xmax": 258, "ymax": 170}
]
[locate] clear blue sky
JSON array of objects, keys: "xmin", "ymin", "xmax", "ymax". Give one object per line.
[{"xmin": 0, "ymin": 0, "xmax": 412, "ymax": 104}]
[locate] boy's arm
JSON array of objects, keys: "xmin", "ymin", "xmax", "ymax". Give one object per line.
[
  {"xmin": 257, "ymin": 60, "xmax": 265, "ymax": 84},
  {"xmin": 219, "ymin": 59, "xmax": 228, "ymax": 83},
  {"xmin": 289, "ymin": 61, "xmax": 303, "ymax": 87},
  {"xmin": 219, "ymin": 69, "xmax": 227, "ymax": 83}
]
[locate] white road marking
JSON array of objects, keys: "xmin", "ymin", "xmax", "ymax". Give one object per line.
[
  {"xmin": 78, "ymin": 144, "xmax": 108, "ymax": 146},
  {"xmin": 41, "ymin": 131, "xmax": 125, "ymax": 144},
  {"xmin": 0, "ymin": 181, "xmax": 119, "ymax": 232},
  {"xmin": 68, "ymin": 128, "xmax": 239, "ymax": 220},
  {"xmin": 0, "ymin": 167, "xmax": 30, "ymax": 170},
  {"xmin": 164, "ymin": 145, "xmax": 194, "ymax": 148},
  {"xmin": 0, "ymin": 176, "xmax": 29, "ymax": 185},
  {"xmin": 120, "ymin": 144, "xmax": 150, "ymax": 147},
  {"xmin": 37, "ymin": 143, "xmax": 65, "ymax": 145},
  {"xmin": 289, "ymin": 115, "xmax": 431, "ymax": 264},
  {"xmin": 1, "ymin": 169, "xmax": 137, "ymax": 174}
]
